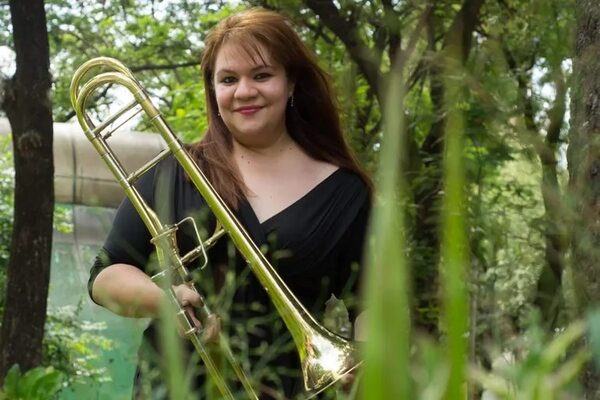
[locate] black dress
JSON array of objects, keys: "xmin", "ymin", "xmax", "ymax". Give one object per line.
[{"xmin": 89, "ymin": 157, "xmax": 371, "ymax": 399}]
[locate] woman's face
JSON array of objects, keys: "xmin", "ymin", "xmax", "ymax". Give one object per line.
[{"xmin": 213, "ymin": 41, "xmax": 295, "ymax": 148}]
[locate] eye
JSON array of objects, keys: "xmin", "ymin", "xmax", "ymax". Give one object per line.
[
  {"xmin": 255, "ymin": 72, "xmax": 271, "ymax": 81},
  {"xmin": 219, "ymin": 76, "xmax": 237, "ymax": 85}
]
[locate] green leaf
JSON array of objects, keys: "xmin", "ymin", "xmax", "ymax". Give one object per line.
[
  {"xmin": 323, "ymin": 294, "xmax": 352, "ymax": 339},
  {"xmin": 587, "ymin": 309, "xmax": 600, "ymax": 369},
  {"xmin": 2, "ymin": 364, "xmax": 22, "ymax": 398},
  {"xmin": 29, "ymin": 368, "xmax": 64, "ymax": 398}
]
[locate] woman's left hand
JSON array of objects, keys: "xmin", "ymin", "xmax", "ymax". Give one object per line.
[{"xmin": 171, "ymin": 283, "xmax": 221, "ymax": 343}]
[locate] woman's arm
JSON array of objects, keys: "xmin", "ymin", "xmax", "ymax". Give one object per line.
[
  {"xmin": 92, "ymin": 263, "xmax": 207, "ymax": 336},
  {"xmin": 92, "ymin": 263, "xmax": 165, "ymax": 318}
]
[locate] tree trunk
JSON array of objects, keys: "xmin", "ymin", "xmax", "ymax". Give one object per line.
[
  {"xmin": 568, "ymin": 0, "xmax": 600, "ymax": 397},
  {"xmin": 534, "ymin": 69, "xmax": 567, "ymax": 330},
  {"xmin": 0, "ymin": 0, "xmax": 54, "ymax": 382}
]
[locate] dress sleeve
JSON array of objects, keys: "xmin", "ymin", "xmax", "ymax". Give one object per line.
[
  {"xmin": 335, "ymin": 189, "xmax": 371, "ymax": 322},
  {"xmin": 87, "ymin": 168, "xmax": 156, "ymax": 302}
]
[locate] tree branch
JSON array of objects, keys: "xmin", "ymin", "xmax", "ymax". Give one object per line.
[
  {"xmin": 303, "ymin": 0, "xmax": 382, "ymax": 96},
  {"xmin": 129, "ymin": 60, "xmax": 200, "ymax": 73}
]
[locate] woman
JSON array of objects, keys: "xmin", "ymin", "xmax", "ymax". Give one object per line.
[{"xmin": 89, "ymin": 8, "xmax": 372, "ymax": 399}]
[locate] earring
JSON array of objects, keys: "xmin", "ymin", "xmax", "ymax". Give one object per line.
[{"xmin": 289, "ymin": 95, "xmax": 295, "ymax": 108}]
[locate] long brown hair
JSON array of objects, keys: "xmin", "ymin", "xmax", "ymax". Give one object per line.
[{"xmin": 189, "ymin": 8, "xmax": 372, "ymax": 209}]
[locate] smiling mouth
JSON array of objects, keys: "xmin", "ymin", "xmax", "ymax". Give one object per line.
[{"xmin": 235, "ymin": 106, "xmax": 262, "ymax": 115}]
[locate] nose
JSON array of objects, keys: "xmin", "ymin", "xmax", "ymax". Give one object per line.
[{"xmin": 234, "ymin": 77, "xmax": 258, "ymax": 99}]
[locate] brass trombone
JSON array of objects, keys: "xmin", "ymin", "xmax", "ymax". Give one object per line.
[{"xmin": 70, "ymin": 57, "xmax": 362, "ymax": 399}]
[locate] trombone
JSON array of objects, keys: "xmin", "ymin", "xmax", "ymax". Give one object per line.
[{"xmin": 70, "ymin": 57, "xmax": 362, "ymax": 399}]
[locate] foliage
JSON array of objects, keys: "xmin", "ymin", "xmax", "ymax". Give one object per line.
[
  {"xmin": 0, "ymin": 287, "xmax": 112, "ymax": 392},
  {"xmin": 362, "ymin": 57, "xmax": 411, "ymax": 399},
  {"xmin": 43, "ymin": 305, "xmax": 113, "ymax": 387},
  {"xmin": 472, "ymin": 158, "xmax": 546, "ymax": 335},
  {"xmin": 471, "ymin": 316, "xmax": 588, "ymax": 399},
  {"xmin": 45, "ymin": 0, "xmax": 244, "ymax": 143},
  {"xmin": 0, "ymin": 365, "xmax": 64, "ymax": 400}
]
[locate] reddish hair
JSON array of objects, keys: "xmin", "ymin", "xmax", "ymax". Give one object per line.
[{"xmin": 189, "ymin": 8, "xmax": 372, "ymax": 208}]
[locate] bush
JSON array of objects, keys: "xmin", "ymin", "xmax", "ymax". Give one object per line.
[{"xmin": 43, "ymin": 305, "xmax": 113, "ymax": 387}]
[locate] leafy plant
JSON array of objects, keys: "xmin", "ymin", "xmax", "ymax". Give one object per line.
[
  {"xmin": 0, "ymin": 365, "xmax": 64, "ymax": 400},
  {"xmin": 470, "ymin": 316, "xmax": 589, "ymax": 399},
  {"xmin": 43, "ymin": 305, "xmax": 113, "ymax": 386}
]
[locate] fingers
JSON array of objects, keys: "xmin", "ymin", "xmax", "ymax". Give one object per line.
[
  {"xmin": 172, "ymin": 284, "xmax": 221, "ymax": 342},
  {"xmin": 184, "ymin": 305, "xmax": 202, "ymax": 329},
  {"xmin": 174, "ymin": 305, "xmax": 202, "ymax": 338},
  {"xmin": 183, "ymin": 292, "xmax": 205, "ymax": 309},
  {"xmin": 174, "ymin": 284, "xmax": 204, "ymax": 309},
  {"xmin": 202, "ymin": 314, "xmax": 221, "ymax": 344}
]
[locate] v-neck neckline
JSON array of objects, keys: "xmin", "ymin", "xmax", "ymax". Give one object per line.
[{"xmin": 244, "ymin": 168, "xmax": 342, "ymax": 228}]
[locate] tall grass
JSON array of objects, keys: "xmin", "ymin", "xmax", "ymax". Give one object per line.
[
  {"xmin": 362, "ymin": 58, "xmax": 412, "ymax": 399},
  {"xmin": 440, "ymin": 44, "xmax": 469, "ymax": 400},
  {"xmin": 362, "ymin": 38, "xmax": 469, "ymax": 399}
]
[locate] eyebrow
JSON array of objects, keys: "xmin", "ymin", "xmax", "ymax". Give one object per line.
[{"xmin": 215, "ymin": 65, "xmax": 275, "ymax": 75}]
